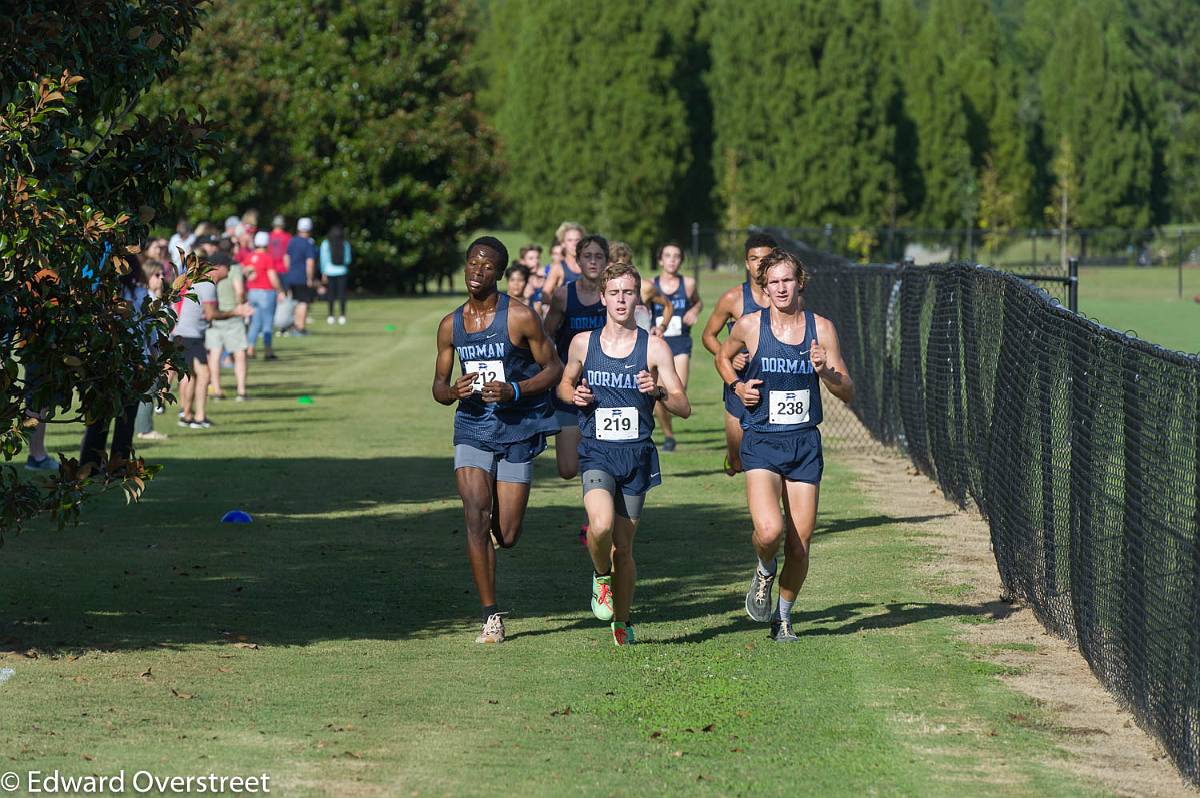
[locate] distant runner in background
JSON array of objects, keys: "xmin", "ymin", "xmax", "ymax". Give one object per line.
[
  {"xmin": 650, "ymin": 242, "xmax": 702, "ymax": 452},
  {"xmin": 542, "ymin": 222, "xmax": 585, "ymax": 298}
]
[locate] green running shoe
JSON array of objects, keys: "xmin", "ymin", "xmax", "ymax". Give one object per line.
[
  {"xmin": 611, "ymin": 621, "xmax": 636, "ymax": 646},
  {"xmin": 591, "ymin": 573, "xmax": 614, "ymax": 621}
]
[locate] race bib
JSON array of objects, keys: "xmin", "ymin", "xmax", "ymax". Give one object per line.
[
  {"xmin": 769, "ymin": 389, "xmax": 810, "ymax": 425},
  {"xmin": 656, "ymin": 314, "xmax": 683, "ymax": 337},
  {"xmin": 596, "ymin": 406, "xmax": 639, "ymax": 441},
  {"xmin": 464, "ymin": 359, "xmax": 505, "ymax": 392}
]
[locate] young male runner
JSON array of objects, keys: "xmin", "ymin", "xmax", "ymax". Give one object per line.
[
  {"xmin": 541, "ymin": 222, "xmax": 585, "ymax": 297},
  {"xmin": 716, "ymin": 249, "xmax": 854, "ymax": 642},
  {"xmin": 649, "ymin": 242, "xmax": 702, "ymax": 452},
  {"xmin": 432, "ymin": 236, "xmax": 562, "ymax": 644},
  {"xmin": 700, "ymin": 233, "xmax": 777, "ymax": 474},
  {"xmin": 558, "ymin": 262, "xmax": 690, "ymax": 645}
]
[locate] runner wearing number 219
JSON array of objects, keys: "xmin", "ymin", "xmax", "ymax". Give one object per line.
[
  {"xmin": 557, "ymin": 262, "xmax": 690, "ymax": 646},
  {"xmin": 716, "ymin": 248, "xmax": 853, "ymax": 643}
]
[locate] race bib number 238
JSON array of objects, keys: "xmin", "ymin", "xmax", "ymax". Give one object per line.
[{"xmin": 769, "ymin": 389, "xmax": 810, "ymax": 425}]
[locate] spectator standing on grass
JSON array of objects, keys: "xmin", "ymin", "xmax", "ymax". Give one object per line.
[
  {"xmin": 135, "ymin": 258, "xmax": 169, "ymax": 442},
  {"xmin": 245, "ymin": 230, "xmax": 281, "ymax": 359},
  {"xmin": 206, "ymin": 238, "xmax": 250, "ymax": 400},
  {"xmin": 268, "ymin": 214, "xmax": 291, "ymax": 273},
  {"xmin": 284, "ymin": 217, "xmax": 319, "ymax": 335},
  {"xmin": 224, "ymin": 215, "xmax": 240, "ymax": 239},
  {"xmin": 321, "ymin": 225, "xmax": 352, "ymax": 325},
  {"xmin": 80, "ymin": 266, "xmax": 153, "ymax": 470},
  {"xmin": 174, "ymin": 254, "xmax": 253, "ymax": 429}
]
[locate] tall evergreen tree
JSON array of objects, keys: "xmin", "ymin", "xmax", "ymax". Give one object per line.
[
  {"xmin": 491, "ymin": 0, "xmax": 693, "ymax": 253},
  {"xmin": 146, "ymin": 0, "xmax": 499, "ymax": 290},
  {"xmin": 705, "ymin": 0, "xmax": 901, "ymax": 230},
  {"xmin": 1040, "ymin": 2, "xmax": 1158, "ymax": 229}
]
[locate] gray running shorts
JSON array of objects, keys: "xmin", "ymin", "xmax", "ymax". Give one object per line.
[
  {"xmin": 581, "ymin": 469, "xmax": 645, "ymax": 520},
  {"xmin": 454, "ymin": 443, "xmax": 534, "ymax": 484}
]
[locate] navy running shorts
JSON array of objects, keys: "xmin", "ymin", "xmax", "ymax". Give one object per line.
[
  {"xmin": 739, "ymin": 427, "xmax": 823, "ymax": 484},
  {"xmin": 578, "ymin": 439, "xmax": 661, "ymax": 499},
  {"xmin": 665, "ymin": 335, "xmax": 693, "ymax": 357}
]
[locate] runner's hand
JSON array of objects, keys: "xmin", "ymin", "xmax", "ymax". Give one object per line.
[
  {"xmin": 683, "ymin": 308, "xmax": 700, "ymax": 327},
  {"xmin": 573, "ymin": 378, "xmax": 594, "ymax": 407},
  {"xmin": 453, "ymin": 373, "xmax": 477, "ymax": 400},
  {"xmin": 636, "ymin": 369, "xmax": 657, "ymax": 394},
  {"xmin": 235, "ymin": 302, "xmax": 254, "ymax": 319},
  {"xmin": 480, "ymin": 381, "xmax": 511, "ymax": 404},
  {"xmin": 732, "ymin": 351, "xmax": 749, "ymax": 371},
  {"xmin": 737, "ymin": 378, "xmax": 762, "ymax": 408},
  {"xmin": 811, "ymin": 342, "xmax": 828, "ymax": 375}
]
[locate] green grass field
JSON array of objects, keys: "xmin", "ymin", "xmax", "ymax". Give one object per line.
[
  {"xmin": 0, "ymin": 278, "xmax": 1133, "ymax": 796},
  {"xmin": 1077, "ymin": 266, "xmax": 1200, "ymax": 353}
]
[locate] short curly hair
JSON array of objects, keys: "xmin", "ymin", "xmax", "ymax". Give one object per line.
[{"xmin": 601, "ymin": 262, "xmax": 641, "ymax": 293}]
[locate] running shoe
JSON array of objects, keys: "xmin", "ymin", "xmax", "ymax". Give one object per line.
[
  {"xmin": 24, "ymin": 455, "xmax": 57, "ymax": 472},
  {"xmin": 662, "ymin": 436, "xmax": 677, "ymax": 452},
  {"xmin": 611, "ymin": 621, "xmax": 636, "ymax": 646},
  {"xmin": 178, "ymin": 416, "xmax": 194, "ymax": 428},
  {"xmin": 264, "ymin": 353, "xmax": 279, "ymax": 361},
  {"xmin": 476, "ymin": 612, "xmax": 505, "ymax": 644},
  {"xmin": 745, "ymin": 565, "xmax": 776, "ymax": 622},
  {"xmin": 326, "ymin": 316, "xmax": 335, "ymax": 325},
  {"xmin": 189, "ymin": 419, "xmax": 213, "ymax": 429},
  {"xmin": 337, "ymin": 316, "xmax": 346, "ymax": 325},
  {"xmin": 591, "ymin": 573, "xmax": 614, "ymax": 621},
  {"xmin": 135, "ymin": 431, "xmax": 169, "ymax": 441},
  {"xmin": 235, "ymin": 394, "xmax": 248, "ymax": 402},
  {"xmin": 770, "ymin": 617, "xmax": 799, "ymax": 643}
]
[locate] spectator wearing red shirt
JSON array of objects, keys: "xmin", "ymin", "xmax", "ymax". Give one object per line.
[
  {"xmin": 245, "ymin": 231, "xmax": 282, "ymax": 360},
  {"xmin": 268, "ymin": 214, "xmax": 291, "ymax": 272}
]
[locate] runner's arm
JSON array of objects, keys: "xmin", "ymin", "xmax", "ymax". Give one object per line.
[
  {"xmin": 542, "ymin": 286, "xmax": 568, "ymax": 339},
  {"xmin": 647, "ymin": 336, "xmax": 690, "ymax": 418},
  {"xmin": 557, "ymin": 332, "xmax": 593, "ymax": 407},
  {"xmin": 682, "ymin": 277, "xmax": 703, "ymax": 326},
  {"xmin": 812, "ymin": 316, "xmax": 854, "ymax": 404},
  {"xmin": 649, "ymin": 287, "xmax": 673, "ymax": 335},
  {"xmin": 432, "ymin": 314, "xmax": 476, "ymax": 405},
  {"xmin": 542, "ymin": 261, "xmax": 564, "ymax": 298},
  {"xmin": 717, "ymin": 315, "xmax": 762, "ymax": 407},
  {"xmin": 495, "ymin": 304, "xmax": 563, "ymax": 402},
  {"xmin": 700, "ymin": 287, "xmax": 737, "ymax": 356}
]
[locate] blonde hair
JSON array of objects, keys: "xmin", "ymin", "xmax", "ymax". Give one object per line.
[
  {"xmin": 555, "ymin": 221, "xmax": 586, "ymax": 243},
  {"xmin": 754, "ymin": 248, "xmax": 808, "ymax": 292}
]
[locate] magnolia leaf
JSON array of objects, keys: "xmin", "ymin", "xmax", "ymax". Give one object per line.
[{"xmin": 138, "ymin": 205, "xmax": 155, "ymax": 223}]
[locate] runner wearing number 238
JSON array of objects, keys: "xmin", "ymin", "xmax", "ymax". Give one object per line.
[
  {"xmin": 716, "ymin": 248, "xmax": 853, "ymax": 643},
  {"xmin": 558, "ymin": 261, "xmax": 690, "ymax": 646}
]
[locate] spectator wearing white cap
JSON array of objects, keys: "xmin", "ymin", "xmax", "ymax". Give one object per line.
[
  {"xmin": 245, "ymin": 230, "xmax": 281, "ymax": 360},
  {"xmin": 224, "ymin": 215, "xmax": 240, "ymax": 238},
  {"xmin": 284, "ymin": 217, "xmax": 319, "ymax": 335}
]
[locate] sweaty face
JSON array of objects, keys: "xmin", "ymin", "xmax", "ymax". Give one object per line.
[
  {"xmin": 464, "ymin": 246, "xmax": 502, "ymax": 295},
  {"xmin": 764, "ymin": 263, "xmax": 798, "ymax": 308},
  {"xmin": 578, "ymin": 242, "xmax": 608, "ymax": 280},
  {"xmin": 562, "ymin": 230, "xmax": 583, "ymax": 261},
  {"xmin": 746, "ymin": 246, "xmax": 773, "ymax": 280},
  {"xmin": 601, "ymin": 275, "xmax": 639, "ymax": 322},
  {"xmin": 659, "ymin": 245, "xmax": 683, "ymax": 275}
]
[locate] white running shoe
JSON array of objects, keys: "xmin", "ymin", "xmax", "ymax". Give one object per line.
[
  {"xmin": 337, "ymin": 316, "xmax": 346, "ymax": 325},
  {"xmin": 476, "ymin": 613, "xmax": 506, "ymax": 644},
  {"xmin": 326, "ymin": 316, "xmax": 335, "ymax": 325}
]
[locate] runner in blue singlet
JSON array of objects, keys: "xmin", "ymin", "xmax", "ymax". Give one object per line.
[
  {"xmin": 716, "ymin": 248, "xmax": 854, "ymax": 643},
  {"xmin": 542, "ymin": 222, "xmax": 585, "ymax": 298},
  {"xmin": 558, "ymin": 262, "xmax": 690, "ymax": 646},
  {"xmin": 649, "ymin": 242, "xmax": 702, "ymax": 452},
  {"xmin": 701, "ymin": 233, "xmax": 778, "ymax": 474},
  {"xmin": 433, "ymin": 236, "xmax": 563, "ymax": 644}
]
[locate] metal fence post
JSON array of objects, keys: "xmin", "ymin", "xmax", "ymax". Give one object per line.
[
  {"xmin": 1068, "ymin": 256, "xmax": 1079, "ymax": 314},
  {"xmin": 1178, "ymin": 229, "xmax": 1185, "ymax": 300}
]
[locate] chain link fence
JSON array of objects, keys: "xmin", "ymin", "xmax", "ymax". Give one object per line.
[{"xmin": 750, "ymin": 228, "xmax": 1200, "ymax": 785}]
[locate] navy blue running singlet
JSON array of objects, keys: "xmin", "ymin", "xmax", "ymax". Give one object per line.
[
  {"xmin": 653, "ymin": 275, "xmax": 693, "ymax": 339},
  {"xmin": 555, "ymin": 282, "xmax": 606, "ymax": 362},
  {"xmin": 739, "ymin": 308, "xmax": 824, "ymax": 433},
  {"xmin": 579, "ymin": 328, "xmax": 655, "ymax": 445},
  {"xmin": 452, "ymin": 294, "xmax": 555, "ymax": 444}
]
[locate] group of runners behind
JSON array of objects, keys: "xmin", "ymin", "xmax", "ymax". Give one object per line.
[{"xmin": 433, "ymin": 228, "xmax": 854, "ymax": 646}]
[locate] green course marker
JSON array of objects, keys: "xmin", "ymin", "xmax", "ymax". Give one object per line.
[
  {"xmin": 297, "ymin": 395, "xmax": 314, "ymax": 405},
  {"xmin": 385, "ymin": 324, "xmax": 396, "ymax": 332}
]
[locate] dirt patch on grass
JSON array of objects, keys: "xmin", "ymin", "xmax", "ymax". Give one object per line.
[{"xmin": 824, "ymin": 398, "xmax": 1197, "ymax": 797}]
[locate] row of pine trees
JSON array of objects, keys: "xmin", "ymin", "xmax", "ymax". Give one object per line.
[{"xmin": 479, "ymin": 0, "xmax": 1197, "ymax": 253}]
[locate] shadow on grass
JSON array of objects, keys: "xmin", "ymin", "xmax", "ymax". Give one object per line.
[{"xmin": 0, "ymin": 453, "xmax": 987, "ymax": 655}]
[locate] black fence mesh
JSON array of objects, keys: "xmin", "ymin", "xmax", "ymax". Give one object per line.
[{"xmin": 763, "ymin": 231, "xmax": 1200, "ymax": 785}]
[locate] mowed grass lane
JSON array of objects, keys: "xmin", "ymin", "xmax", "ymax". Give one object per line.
[{"xmin": 1, "ymin": 289, "xmax": 1108, "ymax": 796}]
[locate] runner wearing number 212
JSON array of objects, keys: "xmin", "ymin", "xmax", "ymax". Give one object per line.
[
  {"xmin": 432, "ymin": 237, "xmax": 562, "ymax": 645},
  {"xmin": 716, "ymin": 249, "xmax": 853, "ymax": 642},
  {"xmin": 558, "ymin": 262, "xmax": 690, "ymax": 646}
]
